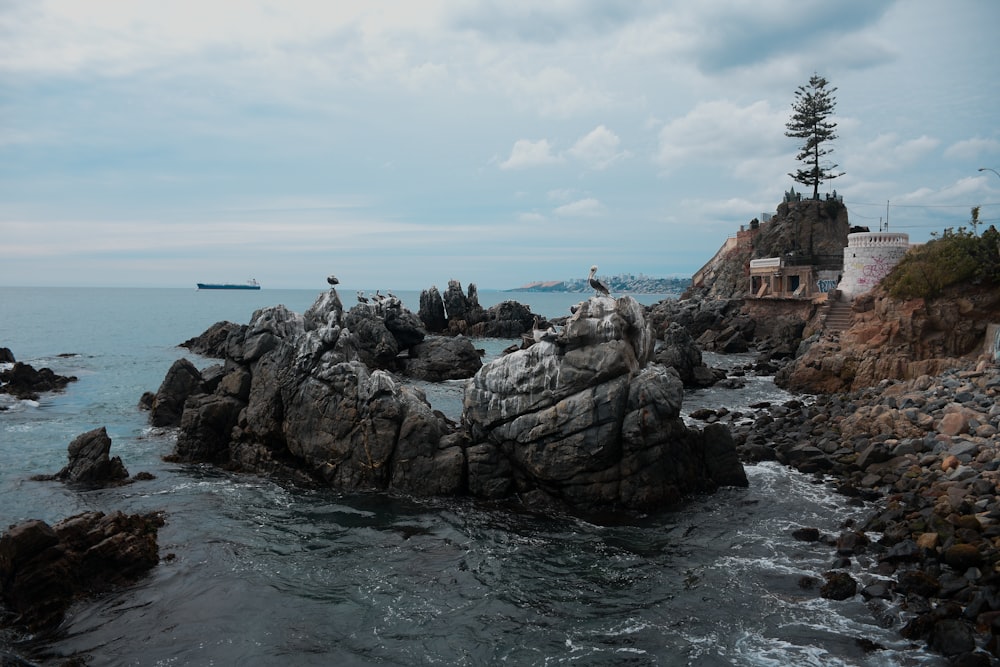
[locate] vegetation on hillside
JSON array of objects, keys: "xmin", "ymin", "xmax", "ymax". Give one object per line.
[{"xmin": 883, "ymin": 225, "xmax": 1000, "ymax": 299}]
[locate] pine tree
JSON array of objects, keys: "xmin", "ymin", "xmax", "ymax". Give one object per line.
[{"xmin": 785, "ymin": 74, "xmax": 844, "ymax": 200}]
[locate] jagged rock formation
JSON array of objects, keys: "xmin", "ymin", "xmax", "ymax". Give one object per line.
[
  {"xmin": 0, "ymin": 511, "xmax": 164, "ymax": 632},
  {"xmin": 150, "ymin": 290, "xmax": 747, "ymax": 511},
  {"xmin": 777, "ymin": 283, "xmax": 1000, "ymax": 393},
  {"xmin": 463, "ymin": 296, "xmax": 748, "ymax": 509},
  {"xmin": 418, "ymin": 280, "xmax": 536, "ymax": 337},
  {"xmin": 0, "ymin": 350, "xmax": 77, "ymax": 402},
  {"xmin": 654, "ymin": 322, "xmax": 726, "ymax": 387},
  {"xmin": 31, "ymin": 426, "xmax": 131, "ymax": 487}
]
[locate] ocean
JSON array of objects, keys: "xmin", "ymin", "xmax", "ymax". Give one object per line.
[{"xmin": 0, "ymin": 287, "xmax": 943, "ymax": 666}]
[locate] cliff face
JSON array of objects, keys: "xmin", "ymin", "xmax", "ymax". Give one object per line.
[
  {"xmin": 692, "ymin": 199, "xmax": 852, "ymax": 300},
  {"xmin": 776, "ymin": 283, "xmax": 1000, "ymax": 393}
]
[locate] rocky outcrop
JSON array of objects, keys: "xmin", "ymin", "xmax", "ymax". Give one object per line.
[
  {"xmin": 0, "ymin": 511, "xmax": 164, "ymax": 633},
  {"xmin": 160, "ymin": 290, "xmax": 470, "ymax": 492},
  {"xmin": 149, "ymin": 358, "xmax": 205, "ymax": 427},
  {"xmin": 0, "ymin": 351, "xmax": 77, "ymax": 402},
  {"xmin": 180, "ymin": 320, "xmax": 245, "ymax": 358},
  {"xmin": 654, "ymin": 322, "xmax": 725, "ymax": 387},
  {"xmin": 418, "ymin": 280, "xmax": 537, "ymax": 338},
  {"xmin": 689, "ymin": 199, "xmax": 852, "ymax": 300},
  {"xmin": 48, "ymin": 427, "xmax": 130, "ymax": 486},
  {"xmin": 152, "ymin": 290, "xmax": 747, "ymax": 512},
  {"xmin": 463, "ymin": 296, "xmax": 747, "ymax": 510},
  {"xmin": 777, "ymin": 283, "xmax": 1000, "ymax": 393}
]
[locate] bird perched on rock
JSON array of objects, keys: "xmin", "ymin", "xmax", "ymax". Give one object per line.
[
  {"xmin": 357, "ymin": 291, "xmax": 369, "ymax": 304},
  {"xmin": 327, "ymin": 274, "xmax": 340, "ymax": 286},
  {"xmin": 588, "ymin": 265, "xmax": 610, "ymax": 297}
]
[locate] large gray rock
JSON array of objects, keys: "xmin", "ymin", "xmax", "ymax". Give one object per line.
[
  {"xmin": 402, "ymin": 336, "xmax": 482, "ymax": 381},
  {"xmin": 154, "ymin": 289, "xmax": 745, "ymax": 511},
  {"xmin": 655, "ymin": 321, "xmax": 725, "ymax": 388},
  {"xmin": 54, "ymin": 426, "xmax": 129, "ymax": 486},
  {"xmin": 163, "ymin": 290, "xmax": 463, "ymax": 495},
  {"xmin": 418, "ymin": 286, "xmax": 448, "ymax": 332},
  {"xmin": 150, "ymin": 358, "xmax": 203, "ymax": 427},
  {"xmin": 463, "ymin": 296, "xmax": 747, "ymax": 510}
]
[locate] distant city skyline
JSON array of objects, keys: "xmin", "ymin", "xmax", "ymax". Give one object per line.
[{"xmin": 2, "ymin": 0, "xmax": 998, "ymax": 290}]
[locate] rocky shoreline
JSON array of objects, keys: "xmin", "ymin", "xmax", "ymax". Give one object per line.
[
  {"xmin": 4, "ymin": 274, "xmax": 1000, "ymax": 663},
  {"xmin": 689, "ymin": 357, "xmax": 1000, "ymax": 663}
]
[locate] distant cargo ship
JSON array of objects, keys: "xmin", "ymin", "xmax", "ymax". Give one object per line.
[{"xmin": 197, "ymin": 279, "xmax": 261, "ymax": 290}]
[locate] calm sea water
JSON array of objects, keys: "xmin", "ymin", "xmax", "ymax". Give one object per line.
[{"xmin": 0, "ymin": 287, "xmax": 943, "ymax": 666}]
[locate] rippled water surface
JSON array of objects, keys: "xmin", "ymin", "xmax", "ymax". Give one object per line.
[{"xmin": 0, "ymin": 288, "xmax": 944, "ymax": 665}]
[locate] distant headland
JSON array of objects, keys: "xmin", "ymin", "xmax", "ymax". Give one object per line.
[{"xmin": 507, "ymin": 273, "xmax": 691, "ymax": 294}]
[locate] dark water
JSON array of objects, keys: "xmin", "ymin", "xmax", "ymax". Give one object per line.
[{"xmin": 0, "ymin": 288, "xmax": 943, "ymax": 665}]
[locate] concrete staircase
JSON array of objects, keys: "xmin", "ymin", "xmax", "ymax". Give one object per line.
[{"xmin": 824, "ymin": 298, "xmax": 853, "ymax": 333}]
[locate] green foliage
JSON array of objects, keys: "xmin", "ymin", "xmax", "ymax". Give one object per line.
[
  {"xmin": 785, "ymin": 74, "xmax": 844, "ymax": 200},
  {"xmin": 883, "ymin": 226, "xmax": 1000, "ymax": 299}
]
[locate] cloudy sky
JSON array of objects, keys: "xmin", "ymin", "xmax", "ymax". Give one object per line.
[{"xmin": 2, "ymin": 0, "xmax": 998, "ymax": 290}]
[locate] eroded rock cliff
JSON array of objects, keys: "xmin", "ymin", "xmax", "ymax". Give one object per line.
[{"xmin": 777, "ymin": 283, "xmax": 1000, "ymax": 393}]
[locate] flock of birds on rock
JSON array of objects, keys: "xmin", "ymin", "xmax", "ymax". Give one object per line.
[{"xmin": 355, "ymin": 290, "xmax": 398, "ymax": 308}]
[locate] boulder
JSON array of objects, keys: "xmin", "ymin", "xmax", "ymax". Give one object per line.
[
  {"xmin": 655, "ymin": 321, "xmax": 724, "ymax": 387},
  {"xmin": 467, "ymin": 301, "xmax": 536, "ymax": 338},
  {"xmin": 0, "ymin": 360, "xmax": 77, "ymax": 401},
  {"xmin": 402, "ymin": 336, "xmax": 482, "ymax": 381},
  {"xmin": 180, "ymin": 320, "xmax": 245, "ymax": 358},
  {"xmin": 55, "ymin": 426, "xmax": 129, "ymax": 486},
  {"xmin": 418, "ymin": 286, "xmax": 448, "ymax": 333},
  {"xmin": 149, "ymin": 358, "xmax": 203, "ymax": 427},
  {"xmin": 463, "ymin": 296, "xmax": 747, "ymax": 510},
  {"xmin": 0, "ymin": 511, "xmax": 163, "ymax": 632}
]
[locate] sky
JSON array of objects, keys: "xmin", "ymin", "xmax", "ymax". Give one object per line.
[{"xmin": 2, "ymin": 0, "xmax": 999, "ymax": 291}]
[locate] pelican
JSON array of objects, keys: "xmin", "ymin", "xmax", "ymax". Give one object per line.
[
  {"xmin": 327, "ymin": 274, "xmax": 340, "ymax": 286},
  {"xmin": 357, "ymin": 291, "xmax": 369, "ymax": 304},
  {"xmin": 588, "ymin": 265, "xmax": 610, "ymax": 297}
]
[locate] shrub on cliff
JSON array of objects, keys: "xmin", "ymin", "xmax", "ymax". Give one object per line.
[{"xmin": 883, "ymin": 225, "xmax": 1000, "ymax": 299}]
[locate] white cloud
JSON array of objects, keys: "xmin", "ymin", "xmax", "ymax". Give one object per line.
[
  {"xmin": 518, "ymin": 211, "xmax": 547, "ymax": 223},
  {"xmin": 944, "ymin": 137, "xmax": 1000, "ymax": 162},
  {"xmin": 655, "ymin": 100, "xmax": 786, "ymax": 169},
  {"xmin": 849, "ymin": 133, "xmax": 940, "ymax": 173},
  {"xmin": 567, "ymin": 125, "xmax": 629, "ymax": 170},
  {"xmin": 554, "ymin": 198, "xmax": 603, "ymax": 217},
  {"xmin": 500, "ymin": 139, "xmax": 564, "ymax": 169}
]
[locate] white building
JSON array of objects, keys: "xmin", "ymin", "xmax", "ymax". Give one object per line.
[{"xmin": 838, "ymin": 232, "xmax": 910, "ymax": 299}]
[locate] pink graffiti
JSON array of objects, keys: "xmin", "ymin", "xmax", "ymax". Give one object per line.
[{"xmin": 862, "ymin": 256, "xmax": 892, "ymax": 282}]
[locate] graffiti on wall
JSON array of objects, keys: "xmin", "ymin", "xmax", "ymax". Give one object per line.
[
  {"xmin": 816, "ymin": 279, "xmax": 838, "ymax": 293},
  {"xmin": 845, "ymin": 255, "xmax": 893, "ymax": 288}
]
